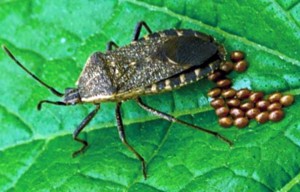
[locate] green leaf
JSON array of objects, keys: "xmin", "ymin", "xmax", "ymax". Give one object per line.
[{"xmin": 0, "ymin": 0, "xmax": 300, "ymax": 191}]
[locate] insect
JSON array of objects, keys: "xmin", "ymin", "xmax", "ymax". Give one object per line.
[{"xmin": 2, "ymin": 21, "xmax": 232, "ymax": 179}]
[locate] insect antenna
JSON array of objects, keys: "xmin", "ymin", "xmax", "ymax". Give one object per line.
[{"xmin": 2, "ymin": 45, "xmax": 64, "ymax": 97}]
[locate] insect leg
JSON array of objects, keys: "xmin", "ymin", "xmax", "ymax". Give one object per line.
[
  {"xmin": 106, "ymin": 41, "xmax": 119, "ymax": 51},
  {"xmin": 37, "ymin": 100, "xmax": 66, "ymax": 110},
  {"xmin": 115, "ymin": 102, "xmax": 147, "ymax": 179},
  {"xmin": 135, "ymin": 97, "xmax": 233, "ymax": 146},
  {"xmin": 133, "ymin": 21, "xmax": 153, "ymax": 41},
  {"xmin": 72, "ymin": 104, "xmax": 101, "ymax": 157}
]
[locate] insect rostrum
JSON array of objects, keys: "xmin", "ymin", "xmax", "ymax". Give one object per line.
[{"xmin": 2, "ymin": 21, "xmax": 232, "ymax": 179}]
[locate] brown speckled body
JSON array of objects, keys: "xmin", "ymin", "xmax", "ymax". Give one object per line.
[
  {"xmin": 76, "ymin": 29, "xmax": 226, "ymax": 103},
  {"xmin": 2, "ymin": 22, "xmax": 235, "ymax": 180}
]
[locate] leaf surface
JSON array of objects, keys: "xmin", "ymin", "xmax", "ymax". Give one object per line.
[{"xmin": 0, "ymin": 0, "xmax": 300, "ymax": 191}]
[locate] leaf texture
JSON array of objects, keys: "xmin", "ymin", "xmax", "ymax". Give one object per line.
[{"xmin": 0, "ymin": 0, "xmax": 299, "ymax": 191}]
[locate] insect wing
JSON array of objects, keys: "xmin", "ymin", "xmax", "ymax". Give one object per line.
[
  {"xmin": 116, "ymin": 33, "xmax": 221, "ymax": 93},
  {"xmin": 161, "ymin": 36, "xmax": 218, "ymax": 67}
]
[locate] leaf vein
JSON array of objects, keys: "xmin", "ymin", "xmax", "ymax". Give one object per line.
[
  {"xmin": 123, "ymin": 0, "xmax": 300, "ymax": 66},
  {"xmin": 272, "ymin": 0, "xmax": 300, "ymax": 28},
  {"xmin": 0, "ymin": 104, "xmax": 34, "ymax": 136},
  {"xmin": 278, "ymin": 171, "xmax": 300, "ymax": 192},
  {"xmin": 7, "ymin": 140, "xmax": 47, "ymax": 191}
]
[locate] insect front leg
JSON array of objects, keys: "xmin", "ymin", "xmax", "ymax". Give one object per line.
[
  {"xmin": 72, "ymin": 104, "xmax": 101, "ymax": 157},
  {"xmin": 106, "ymin": 41, "xmax": 119, "ymax": 51},
  {"xmin": 135, "ymin": 97, "xmax": 233, "ymax": 146},
  {"xmin": 37, "ymin": 100, "xmax": 67, "ymax": 110},
  {"xmin": 115, "ymin": 102, "xmax": 147, "ymax": 179},
  {"xmin": 133, "ymin": 21, "xmax": 153, "ymax": 41}
]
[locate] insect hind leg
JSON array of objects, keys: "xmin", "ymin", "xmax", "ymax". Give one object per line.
[
  {"xmin": 115, "ymin": 102, "xmax": 147, "ymax": 179},
  {"xmin": 133, "ymin": 21, "xmax": 153, "ymax": 41},
  {"xmin": 135, "ymin": 97, "xmax": 233, "ymax": 146},
  {"xmin": 72, "ymin": 104, "xmax": 100, "ymax": 157}
]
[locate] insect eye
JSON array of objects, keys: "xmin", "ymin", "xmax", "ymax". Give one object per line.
[{"xmin": 64, "ymin": 88, "xmax": 81, "ymax": 104}]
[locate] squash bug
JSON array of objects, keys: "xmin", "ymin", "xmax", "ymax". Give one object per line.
[{"xmin": 2, "ymin": 21, "xmax": 232, "ymax": 179}]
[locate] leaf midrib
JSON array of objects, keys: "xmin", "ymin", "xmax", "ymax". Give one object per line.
[{"xmin": 2, "ymin": 88, "xmax": 299, "ymax": 152}]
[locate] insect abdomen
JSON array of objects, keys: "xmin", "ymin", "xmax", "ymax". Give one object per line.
[
  {"xmin": 142, "ymin": 30, "xmax": 225, "ymax": 94},
  {"xmin": 145, "ymin": 59, "xmax": 221, "ymax": 94}
]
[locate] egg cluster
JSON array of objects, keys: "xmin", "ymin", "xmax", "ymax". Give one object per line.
[{"xmin": 207, "ymin": 51, "xmax": 294, "ymax": 128}]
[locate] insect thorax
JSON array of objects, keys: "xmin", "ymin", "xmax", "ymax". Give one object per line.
[{"xmin": 76, "ymin": 29, "xmax": 225, "ymax": 103}]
